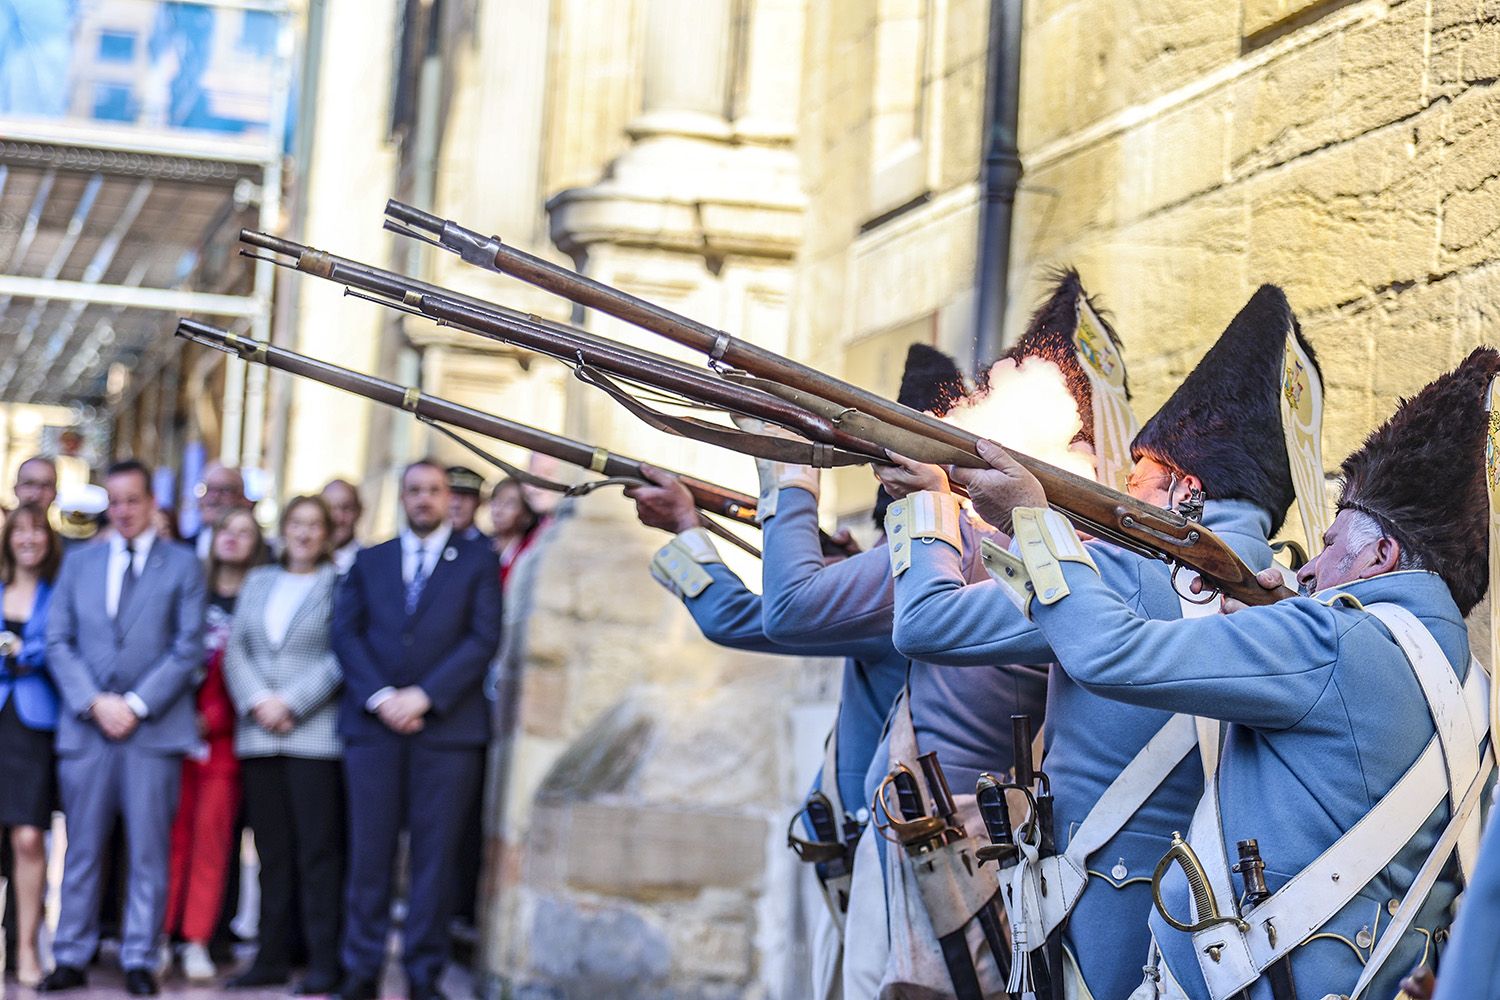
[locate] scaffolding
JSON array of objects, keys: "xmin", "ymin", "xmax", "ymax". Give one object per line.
[{"xmin": 0, "ymin": 0, "xmax": 296, "ymax": 477}]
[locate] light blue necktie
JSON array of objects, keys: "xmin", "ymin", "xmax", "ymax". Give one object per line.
[{"xmin": 405, "ymin": 544, "xmax": 428, "ymax": 615}]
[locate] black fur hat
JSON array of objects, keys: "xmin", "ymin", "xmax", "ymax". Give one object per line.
[
  {"xmin": 1337, "ymin": 346, "xmax": 1500, "ymax": 615},
  {"xmin": 875, "ymin": 344, "xmax": 966, "ymax": 527},
  {"xmin": 1131, "ymin": 285, "xmax": 1317, "ymax": 533},
  {"xmin": 896, "ymin": 343, "xmax": 966, "ymax": 417},
  {"xmin": 999, "ymin": 267, "xmax": 1129, "ymax": 447}
]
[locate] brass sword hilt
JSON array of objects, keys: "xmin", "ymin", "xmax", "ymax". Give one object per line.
[{"xmin": 1152, "ymin": 832, "xmax": 1248, "ymax": 935}]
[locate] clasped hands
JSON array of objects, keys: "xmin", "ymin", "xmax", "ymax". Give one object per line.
[
  {"xmin": 376, "ymin": 686, "xmax": 431, "ymax": 735},
  {"xmin": 89, "ymin": 693, "xmax": 140, "ymax": 741},
  {"xmin": 251, "ymin": 695, "xmax": 296, "ymax": 735}
]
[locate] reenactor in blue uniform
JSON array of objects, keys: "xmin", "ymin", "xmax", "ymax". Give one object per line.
[
  {"xmin": 960, "ymin": 347, "xmax": 1499, "ymax": 999},
  {"xmin": 887, "ymin": 284, "xmax": 1313, "ymax": 999},
  {"xmin": 628, "ymin": 344, "xmax": 964, "ymax": 999},
  {"xmin": 1432, "ymin": 808, "xmax": 1500, "ymax": 999},
  {"xmin": 762, "ymin": 306, "xmax": 1140, "ymax": 996}
]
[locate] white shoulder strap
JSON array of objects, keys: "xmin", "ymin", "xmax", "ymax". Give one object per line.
[
  {"xmin": 1177, "ymin": 589, "xmax": 1223, "ymax": 781},
  {"xmin": 1336, "ymin": 739, "xmax": 1495, "ymax": 1000},
  {"xmin": 1063, "ymin": 713, "xmax": 1200, "ymax": 869},
  {"xmin": 1187, "ymin": 605, "xmax": 1491, "ymax": 1000},
  {"xmin": 1364, "ymin": 603, "xmax": 1488, "ymax": 879}
]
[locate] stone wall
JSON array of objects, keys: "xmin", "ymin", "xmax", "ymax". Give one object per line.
[
  {"xmin": 1010, "ymin": 0, "xmax": 1499, "ymax": 480},
  {"xmin": 283, "ymin": 2, "xmax": 1500, "ymax": 997}
]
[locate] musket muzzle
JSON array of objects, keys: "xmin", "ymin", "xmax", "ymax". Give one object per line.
[
  {"xmin": 386, "ymin": 199, "xmax": 445, "ymax": 235},
  {"xmin": 238, "ymin": 229, "xmax": 305, "ymax": 258}
]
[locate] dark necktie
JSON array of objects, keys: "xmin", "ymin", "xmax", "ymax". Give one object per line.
[
  {"xmin": 117, "ymin": 541, "xmax": 138, "ymax": 618},
  {"xmin": 405, "ymin": 545, "xmax": 428, "ymax": 615}
]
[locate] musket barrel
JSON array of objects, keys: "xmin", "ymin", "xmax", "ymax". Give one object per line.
[
  {"xmin": 385, "ymin": 199, "xmax": 444, "ymax": 233},
  {"xmin": 237, "ymin": 229, "xmax": 887, "ymax": 463},
  {"xmin": 414, "ymin": 294, "xmax": 889, "ymax": 462},
  {"xmin": 387, "ymin": 203, "xmax": 1296, "ymax": 605},
  {"xmin": 239, "ymin": 230, "xmax": 305, "ymax": 258},
  {"xmin": 174, "ymin": 321, "xmax": 761, "ymax": 524}
]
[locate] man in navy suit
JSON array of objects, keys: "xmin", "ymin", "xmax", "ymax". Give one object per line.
[{"xmin": 331, "ymin": 460, "xmax": 502, "ymax": 1000}]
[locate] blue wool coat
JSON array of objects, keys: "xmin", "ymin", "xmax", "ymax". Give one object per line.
[
  {"xmin": 0, "ymin": 580, "xmax": 58, "ymax": 731},
  {"xmin": 760, "ymin": 487, "xmax": 1048, "ymax": 801},
  {"xmin": 890, "ymin": 498, "xmax": 1274, "ymax": 1000},
  {"xmin": 672, "ymin": 554, "xmax": 907, "ymax": 817},
  {"xmin": 1434, "ymin": 811, "xmax": 1500, "ymax": 1000},
  {"xmin": 1029, "ymin": 562, "xmax": 1473, "ymax": 1000}
]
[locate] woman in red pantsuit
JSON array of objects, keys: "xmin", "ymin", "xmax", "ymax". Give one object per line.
[{"xmin": 165, "ymin": 508, "xmax": 268, "ymax": 981}]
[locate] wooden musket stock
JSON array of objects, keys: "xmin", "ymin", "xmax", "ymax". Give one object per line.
[{"xmin": 386, "ymin": 200, "xmax": 1292, "ymax": 606}]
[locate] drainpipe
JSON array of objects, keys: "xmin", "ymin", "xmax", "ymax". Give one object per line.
[{"xmin": 970, "ymin": 0, "xmax": 1024, "ymax": 375}]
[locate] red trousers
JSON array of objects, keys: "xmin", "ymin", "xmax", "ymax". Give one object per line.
[{"xmin": 164, "ymin": 759, "xmax": 241, "ymax": 942}]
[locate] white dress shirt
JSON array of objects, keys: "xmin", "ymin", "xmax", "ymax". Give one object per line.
[
  {"xmin": 263, "ymin": 568, "xmax": 320, "ymax": 647},
  {"xmin": 106, "ymin": 529, "xmax": 156, "ymax": 618},
  {"xmin": 104, "ymin": 528, "xmax": 157, "ymax": 719},
  {"xmin": 332, "ymin": 539, "xmax": 361, "ymax": 575},
  {"xmin": 400, "ymin": 525, "xmax": 451, "ymax": 586}
]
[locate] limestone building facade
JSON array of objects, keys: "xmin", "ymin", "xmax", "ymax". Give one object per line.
[{"xmin": 258, "ymin": 1, "xmax": 1498, "ymax": 996}]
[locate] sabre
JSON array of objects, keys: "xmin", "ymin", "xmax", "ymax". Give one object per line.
[
  {"xmin": 885, "ymin": 764, "xmax": 985, "ymax": 1000},
  {"xmin": 1010, "ymin": 715, "xmax": 1061, "ymax": 1000},
  {"xmin": 920, "ymin": 753, "xmax": 1013, "ymax": 985},
  {"xmin": 384, "ymin": 200, "xmax": 1294, "ymax": 606}
]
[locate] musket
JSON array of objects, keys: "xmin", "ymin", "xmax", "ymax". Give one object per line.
[
  {"xmin": 238, "ymin": 231, "xmax": 888, "ymax": 469},
  {"xmin": 174, "ymin": 320, "xmax": 860, "ymax": 556},
  {"xmin": 387, "ymin": 200, "xmax": 1294, "ymax": 606}
]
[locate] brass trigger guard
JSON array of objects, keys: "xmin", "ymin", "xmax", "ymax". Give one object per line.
[
  {"xmin": 1151, "ymin": 833, "xmax": 1247, "ymax": 934},
  {"xmin": 1171, "ymin": 563, "xmax": 1221, "ymax": 606}
]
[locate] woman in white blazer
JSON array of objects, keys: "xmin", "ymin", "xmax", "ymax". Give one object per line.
[{"xmin": 222, "ymin": 496, "xmax": 344, "ymax": 994}]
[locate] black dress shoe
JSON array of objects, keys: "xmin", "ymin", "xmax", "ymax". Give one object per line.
[
  {"xmin": 294, "ymin": 971, "xmax": 343, "ymax": 996},
  {"xmin": 124, "ymin": 968, "xmax": 159, "ymax": 996},
  {"xmin": 408, "ymin": 985, "xmax": 446, "ymax": 1000},
  {"xmin": 335, "ymin": 973, "xmax": 379, "ymax": 1000},
  {"xmin": 226, "ymin": 964, "xmax": 291, "ymax": 989},
  {"xmin": 38, "ymin": 966, "xmax": 88, "ymax": 992}
]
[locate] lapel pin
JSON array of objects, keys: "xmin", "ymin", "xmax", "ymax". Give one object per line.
[{"xmin": 443, "ymin": 547, "xmax": 457, "ymax": 562}]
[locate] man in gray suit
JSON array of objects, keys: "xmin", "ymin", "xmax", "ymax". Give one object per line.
[{"xmin": 41, "ymin": 460, "xmax": 206, "ymax": 996}]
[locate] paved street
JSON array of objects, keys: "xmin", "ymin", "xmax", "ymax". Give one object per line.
[{"xmin": 1, "ymin": 963, "xmax": 478, "ymax": 1000}]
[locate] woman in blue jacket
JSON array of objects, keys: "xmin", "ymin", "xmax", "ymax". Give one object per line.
[{"xmin": 0, "ymin": 502, "xmax": 61, "ymax": 986}]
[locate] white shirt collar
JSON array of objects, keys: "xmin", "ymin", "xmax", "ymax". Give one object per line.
[
  {"xmin": 112, "ymin": 528, "xmax": 157, "ymax": 558},
  {"xmin": 401, "ymin": 524, "xmax": 451, "ymax": 556}
]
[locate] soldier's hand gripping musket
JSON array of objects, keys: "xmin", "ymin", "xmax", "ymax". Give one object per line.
[{"xmin": 381, "ymin": 201, "xmax": 1291, "ymax": 606}]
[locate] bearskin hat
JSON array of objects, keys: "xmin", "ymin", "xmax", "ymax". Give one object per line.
[
  {"xmin": 1337, "ymin": 346, "xmax": 1500, "ymax": 615},
  {"xmin": 997, "ymin": 267, "xmax": 1129, "ymax": 448},
  {"xmin": 875, "ymin": 343, "xmax": 967, "ymax": 527},
  {"xmin": 1131, "ymin": 285, "xmax": 1318, "ymax": 533},
  {"xmin": 896, "ymin": 343, "xmax": 966, "ymax": 417}
]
